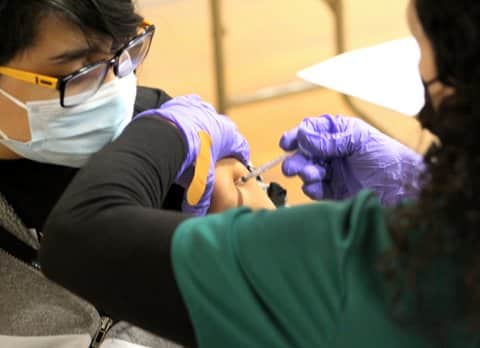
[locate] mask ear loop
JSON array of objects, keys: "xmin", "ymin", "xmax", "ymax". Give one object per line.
[
  {"xmin": 0, "ymin": 128, "xmax": 9, "ymax": 140},
  {"xmin": 0, "ymin": 88, "xmax": 29, "ymax": 111},
  {"xmin": 0, "ymin": 89, "xmax": 30, "ymax": 140},
  {"xmin": 423, "ymin": 77, "xmax": 440, "ymax": 88}
]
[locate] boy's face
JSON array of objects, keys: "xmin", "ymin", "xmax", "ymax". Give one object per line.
[{"xmin": 0, "ymin": 12, "xmax": 114, "ymax": 157}]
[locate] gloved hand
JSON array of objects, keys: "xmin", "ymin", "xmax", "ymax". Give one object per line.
[
  {"xmin": 280, "ymin": 115, "xmax": 424, "ymax": 205},
  {"xmin": 136, "ymin": 95, "xmax": 250, "ymax": 215}
]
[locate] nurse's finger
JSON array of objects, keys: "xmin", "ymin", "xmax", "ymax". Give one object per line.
[
  {"xmin": 279, "ymin": 127, "xmax": 300, "ymax": 151},
  {"xmin": 281, "ymin": 152, "xmax": 310, "ymax": 177},
  {"xmin": 302, "ymin": 182, "xmax": 325, "ymax": 200},
  {"xmin": 298, "ymin": 163, "xmax": 327, "ymax": 184}
]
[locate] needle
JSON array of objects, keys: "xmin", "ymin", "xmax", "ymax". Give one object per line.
[{"xmin": 236, "ymin": 153, "xmax": 293, "ymax": 185}]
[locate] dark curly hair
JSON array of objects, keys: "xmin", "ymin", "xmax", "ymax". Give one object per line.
[{"xmin": 385, "ymin": 0, "xmax": 480, "ymax": 341}]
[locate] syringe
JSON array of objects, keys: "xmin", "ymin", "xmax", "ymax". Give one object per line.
[{"xmin": 235, "ymin": 153, "xmax": 293, "ymax": 185}]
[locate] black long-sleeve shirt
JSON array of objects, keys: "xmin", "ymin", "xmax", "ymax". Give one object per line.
[{"xmin": 0, "ymin": 87, "xmax": 176, "ymax": 232}]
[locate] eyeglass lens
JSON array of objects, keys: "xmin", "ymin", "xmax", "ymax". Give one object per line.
[
  {"xmin": 63, "ymin": 30, "xmax": 153, "ymax": 107},
  {"xmin": 118, "ymin": 31, "xmax": 153, "ymax": 77},
  {"xmin": 63, "ymin": 63, "xmax": 108, "ymax": 107}
]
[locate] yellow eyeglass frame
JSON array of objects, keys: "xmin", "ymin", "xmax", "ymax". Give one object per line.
[
  {"xmin": 0, "ymin": 20, "xmax": 154, "ymax": 107},
  {"xmin": 0, "ymin": 66, "xmax": 59, "ymax": 89}
]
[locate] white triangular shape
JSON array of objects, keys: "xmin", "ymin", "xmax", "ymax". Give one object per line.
[{"xmin": 298, "ymin": 37, "xmax": 424, "ymax": 116}]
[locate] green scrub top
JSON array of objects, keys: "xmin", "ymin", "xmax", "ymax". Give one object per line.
[{"xmin": 171, "ymin": 191, "xmax": 465, "ymax": 348}]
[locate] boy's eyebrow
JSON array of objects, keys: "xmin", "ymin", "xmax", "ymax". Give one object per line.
[
  {"xmin": 49, "ymin": 45, "xmax": 110, "ymax": 63},
  {"xmin": 49, "ymin": 47, "xmax": 93, "ymax": 63}
]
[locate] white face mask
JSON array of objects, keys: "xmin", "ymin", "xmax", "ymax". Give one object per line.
[{"xmin": 0, "ymin": 73, "xmax": 137, "ymax": 167}]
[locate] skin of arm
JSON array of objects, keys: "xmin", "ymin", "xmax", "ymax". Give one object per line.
[{"xmin": 210, "ymin": 158, "xmax": 276, "ymax": 213}]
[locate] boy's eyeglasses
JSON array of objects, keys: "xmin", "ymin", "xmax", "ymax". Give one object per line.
[{"xmin": 0, "ymin": 20, "xmax": 155, "ymax": 108}]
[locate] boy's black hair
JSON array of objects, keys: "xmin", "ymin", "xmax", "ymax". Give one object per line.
[{"xmin": 0, "ymin": 0, "xmax": 143, "ymax": 65}]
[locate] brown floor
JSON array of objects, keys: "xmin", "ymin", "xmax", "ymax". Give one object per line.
[{"xmin": 137, "ymin": 0, "xmax": 430, "ymax": 205}]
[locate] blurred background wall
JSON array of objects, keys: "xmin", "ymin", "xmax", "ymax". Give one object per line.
[{"xmin": 135, "ymin": 0, "xmax": 425, "ymax": 205}]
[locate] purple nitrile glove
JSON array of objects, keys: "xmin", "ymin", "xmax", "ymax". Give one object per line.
[
  {"xmin": 280, "ymin": 115, "xmax": 424, "ymax": 206},
  {"xmin": 136, "ymin": 95, "xmax": 250, "ymax": 215}
]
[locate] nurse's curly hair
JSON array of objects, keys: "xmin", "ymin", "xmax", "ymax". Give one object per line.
[
  {"xmin": 0, "ymin": 0, "xmax": 142, "ymax": 66},
  {"xmin": 385, "ymin": 0, "xmax": 480, "ymax": 339}
]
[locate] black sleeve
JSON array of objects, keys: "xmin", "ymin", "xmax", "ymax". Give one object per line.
[{"xmin": 40, "ymin": 117, "xmax": 197, "ymax": 347}]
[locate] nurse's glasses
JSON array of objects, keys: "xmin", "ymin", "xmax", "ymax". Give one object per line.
[{"xmin": 0, "ymin": 20, "xmax": 155, "ymax": 108}]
